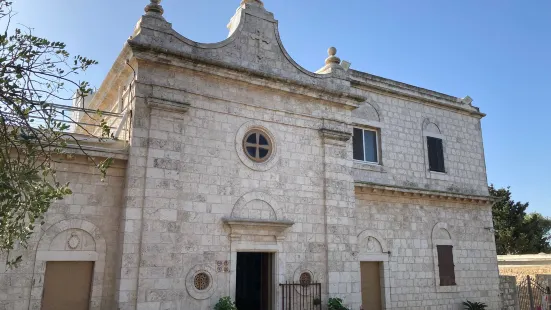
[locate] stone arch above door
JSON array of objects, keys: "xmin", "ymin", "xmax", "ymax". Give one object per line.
[
  {"xmin": 231, "ymin": 191, "xmax": 283, "ymax": 221},
  {"xmin": 37, "ymin": 219, "xmax": 106, "ymax": 252},
  {"xmin": 357, "ymin": 230, "xmax": 388, "ymax": 254}
]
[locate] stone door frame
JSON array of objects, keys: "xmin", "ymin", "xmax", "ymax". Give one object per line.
[
  {"xmin": 229, "ymin": 240, "xmax": 283, "ymax": 310},
  {"xmin": 358, "ymin": 257, "xmax": 390, "ymax": 310},
  {"xmin": 30, "ymin": 219, "xmax": 106, "ymax": 310},
  {"xmin": 357, "ymin": 230, "xmax": 391, "ymax": 309}
]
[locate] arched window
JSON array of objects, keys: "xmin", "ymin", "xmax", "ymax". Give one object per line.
[
  {"xmin": 432, "ymin": 222, "xmax": 459, "ymax": 292},
  {"xmin": 422, "ymin": 119, "xmax": 446, "ymax": 174}
]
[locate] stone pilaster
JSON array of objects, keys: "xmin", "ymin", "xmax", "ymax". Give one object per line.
[
  {"xmin": 320, "ymin": 120, "xmax": 361, "ymax": 308},
  {"xmin": 115, "ymin": 81, "xmax": 154, "ymax": 310}
]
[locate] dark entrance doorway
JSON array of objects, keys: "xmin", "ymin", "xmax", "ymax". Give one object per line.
[{"xmin": 236, "ymin": 252, "xmax": 273, "ymax": 310}]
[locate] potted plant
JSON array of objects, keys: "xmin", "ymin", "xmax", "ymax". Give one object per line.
[
  {"xmin": 313, "ymin": 297, "xmax": 321, "ymax": 306},
  {"xmin": 214, "ymin": 297, "xmax": 237, "ymax": 310},
  {"xmin": 328, "ymin": 297, "xmax": 350, "ymax": 310},
  {"xmin": 463, "ymin": 301, "xmax": 488, "ymax": 310}
]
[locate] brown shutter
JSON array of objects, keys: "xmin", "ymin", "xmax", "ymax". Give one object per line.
[
  {"xmin": 437, "ymin": 245, "xmax": 456, "ymax": 286},
  {"xmin": 353, "ymin": 128, "xmax": 364, "ymax": 161},
  {"xmin": 427, "ymin": 137, "xmax": 445, "ymax": 172},
  {"xmin": 435, "ymin": 138, "xmax": 445, "ymax": 172}
]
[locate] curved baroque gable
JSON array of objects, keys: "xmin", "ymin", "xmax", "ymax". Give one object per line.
[{"xmin": 129, "ymin": 1, "xmax": 361, "ymax": 102}]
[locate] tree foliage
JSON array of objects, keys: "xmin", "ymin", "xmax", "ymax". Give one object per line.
[
  {"xmin": 0, "ymin": 0, "xmax": 112, "ymax": 266},
  {"xmin": 490, "ymin": 185, "xmax": 551, "ymax": 255}
]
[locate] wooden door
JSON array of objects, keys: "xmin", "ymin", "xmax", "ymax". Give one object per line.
[
  {"xmin": 42, "ymin": 261, "xmax": 94, "ymax": 310},
  {"xmin": 260, "ymin": 253, "xmax": 273, "ymax": 310},
  {"xmin": 360, "ymin": 262, "xmax": 382, "ymax": 310}
]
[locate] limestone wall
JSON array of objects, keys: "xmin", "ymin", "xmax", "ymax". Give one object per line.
[
  {"xmin": 350, "ymin": 84, "xmax": 489, "ymax": 197},
  {"xmin": 536, "ymin": 274, "xmax": 551, "ymax": 290},
  {"xmin": 499, "ymin": 276, "xmax": 519, "ymax": 310},
  {"xmin": 0, "ymin": 153, "xmax": 127, "ymax": 310},
  {"xmin": 355, "ymin": 190, "xmax": 501, "ymax": 309},
  {"xmin": 104, "ymin": 2, "xmax": 496, "ymax": 310},
  {"xmin": 113, "ymin": 57, "xmax": 357, "ymax": 309}
]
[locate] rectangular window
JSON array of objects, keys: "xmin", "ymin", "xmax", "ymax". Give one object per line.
[
  {"xmin": 427, "ymin": 136, "xmax": 445, "ymax": 172},
  {"xmin": 437, "ymin": 245, "xmax": 456, "ymax": 286},
  {"xmin": 353, "ymin": 128, "xmax": 378, "ymax": 163}
]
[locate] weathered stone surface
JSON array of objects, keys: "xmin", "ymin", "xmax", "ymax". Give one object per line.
[
  {"xmin": 0, "ymin": 1, "xmax": 501, "ymax": 310},
  {"xmin": 499, "ymin": 276, "xmax": 519, "ymax": 310},
  {"xmin": 0, "ymin": 155, "xmax": 127, "ymax": 310}
]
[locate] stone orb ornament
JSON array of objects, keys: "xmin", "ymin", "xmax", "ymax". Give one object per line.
[
  {"xmin": 145, "ymin": 0, "xmax": 164, "ymax": 15},
  {"xmin": 325, "ymin": 46, "xmax": 341, "ymax": 65}
]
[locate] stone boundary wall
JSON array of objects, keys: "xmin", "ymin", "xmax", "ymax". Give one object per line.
[
  {"xmin": 500, "ymin": 276, "xmax": 519, "ymax": 310},
  {"xmin": 500, "ymin": 266, "xmax": 551, "ymax": 283},
  {"xmin": 535, "ymin": 274, "xmax": 551, "ymax": 289}
]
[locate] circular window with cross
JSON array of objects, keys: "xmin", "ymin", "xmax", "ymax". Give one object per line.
[{"xmin": 243, "ymin": 129, "xmax": 273, "ymax": 163}]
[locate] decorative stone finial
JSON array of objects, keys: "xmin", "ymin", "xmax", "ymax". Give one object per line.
[
  {"xmin": 145, "ymin": 0, "xmax": 164, "ymax": 15},
  {"xmin": 240, "ymin": 0, "xmax": 264, "ymax": 7},
  {"xmin": 462, "ymin": 96, "xmax": 473, "ymax": 105},
  {"xmin": 325, "ymin": 47, "xmax": 341, "ymax": 65}
]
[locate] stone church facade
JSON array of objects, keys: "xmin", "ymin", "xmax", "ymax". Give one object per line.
[{"xmin": 0, "ymin": 0, "xmax": 501, "ymax": 309}]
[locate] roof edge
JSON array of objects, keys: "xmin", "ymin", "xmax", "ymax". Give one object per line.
[{"xmin": 350, "ymin": 70, "xmax": 485, "ymax": 118}]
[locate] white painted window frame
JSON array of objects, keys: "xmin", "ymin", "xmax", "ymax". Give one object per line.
[{"xmin": 353, "ymin": 127, "xmax": 380, "ymax": 165}]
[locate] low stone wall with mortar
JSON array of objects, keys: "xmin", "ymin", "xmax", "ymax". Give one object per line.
[{"xmin": 499, "ymin": 276, "xmax": 519, "ymax": 310}]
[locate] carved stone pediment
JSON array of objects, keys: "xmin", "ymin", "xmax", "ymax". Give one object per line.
[
  {"xmin": 222, "ymin": 217, "xmax": 294, "ymax": 241},
  {"xmin": 146, "ymin": 97, "xmax": 191, "ymax": 114}
]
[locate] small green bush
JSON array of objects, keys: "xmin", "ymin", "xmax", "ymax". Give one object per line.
[
  {"xmin": 328, "ymin": 297, "xmax": 350, "ymax": 310},
  {"xmin": 313, "ymin": 297, "xmax": 321, "ymax": 305},
  {"xmin": 214, "ymin": 296, "xmax": 237, "ymax": 310},
  {"xmin": 463, "ymin": 300, "xmax": 488, "ymax": 310}
]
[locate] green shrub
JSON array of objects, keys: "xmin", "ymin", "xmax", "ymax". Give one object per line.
[
  {"xmin": 313, "ymin": 297, "xmax": 321, "ymax": 305},
  {"xmin": 328, "ymin": 297, "xmax": 350, "ymax": 310},
  {"xmin": 463, "ymin": 300, "xmax": 488, "ymax": 310},
  {"xmin": 214, "ymin": 297, "xmax": 237, "ymax": 310}
]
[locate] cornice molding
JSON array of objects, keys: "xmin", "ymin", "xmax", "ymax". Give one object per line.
[
  {"xmin": 350, "ymin": 76, "xmax": 485, "ymax": 118},
  {"xmin": 146, "ymin": 97, "xmax": 191, "ymax": 114},
  {"xmin": 355, "ymin": 182, "xmax": 492, "ymax": 205},
  {"xmin": 222, "ymin": 217, "xmax": 294, "ymax": 241}
]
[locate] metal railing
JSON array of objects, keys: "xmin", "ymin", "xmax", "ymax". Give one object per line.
[
  {"xmin": 518, "ymin": 275, "xmax": 551, "ymax": 310},
  {"xmin": 279, "ymin": 282, "xmax": 322, "ymax": 310},
  {"xmin": 71, "ymin": 81, "xmax": 134, "ymax": 141}
]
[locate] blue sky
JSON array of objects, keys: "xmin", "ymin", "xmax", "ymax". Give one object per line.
[{"xmin": 13, "ymin": 0, "xmax": 551, "ymax": 216}]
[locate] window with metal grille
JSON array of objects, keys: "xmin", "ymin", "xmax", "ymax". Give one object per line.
[
  {"xmin": 437, "ymin": 245, "xmax": 456, "ymax": 286},
  {"xmin": 194, "ymin": 272, "xmax": 210, "ymax": 291},
  {"xmin": 299, "ymin": 272, "xmax": 312, "ymax": 286},
  {"xmin": 353, "ymin": 127, "xmax": 379, "ymax": 163},
  {"xmin": 427, "ymin": 136, "xmax": 445, "ymax": 172}
]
